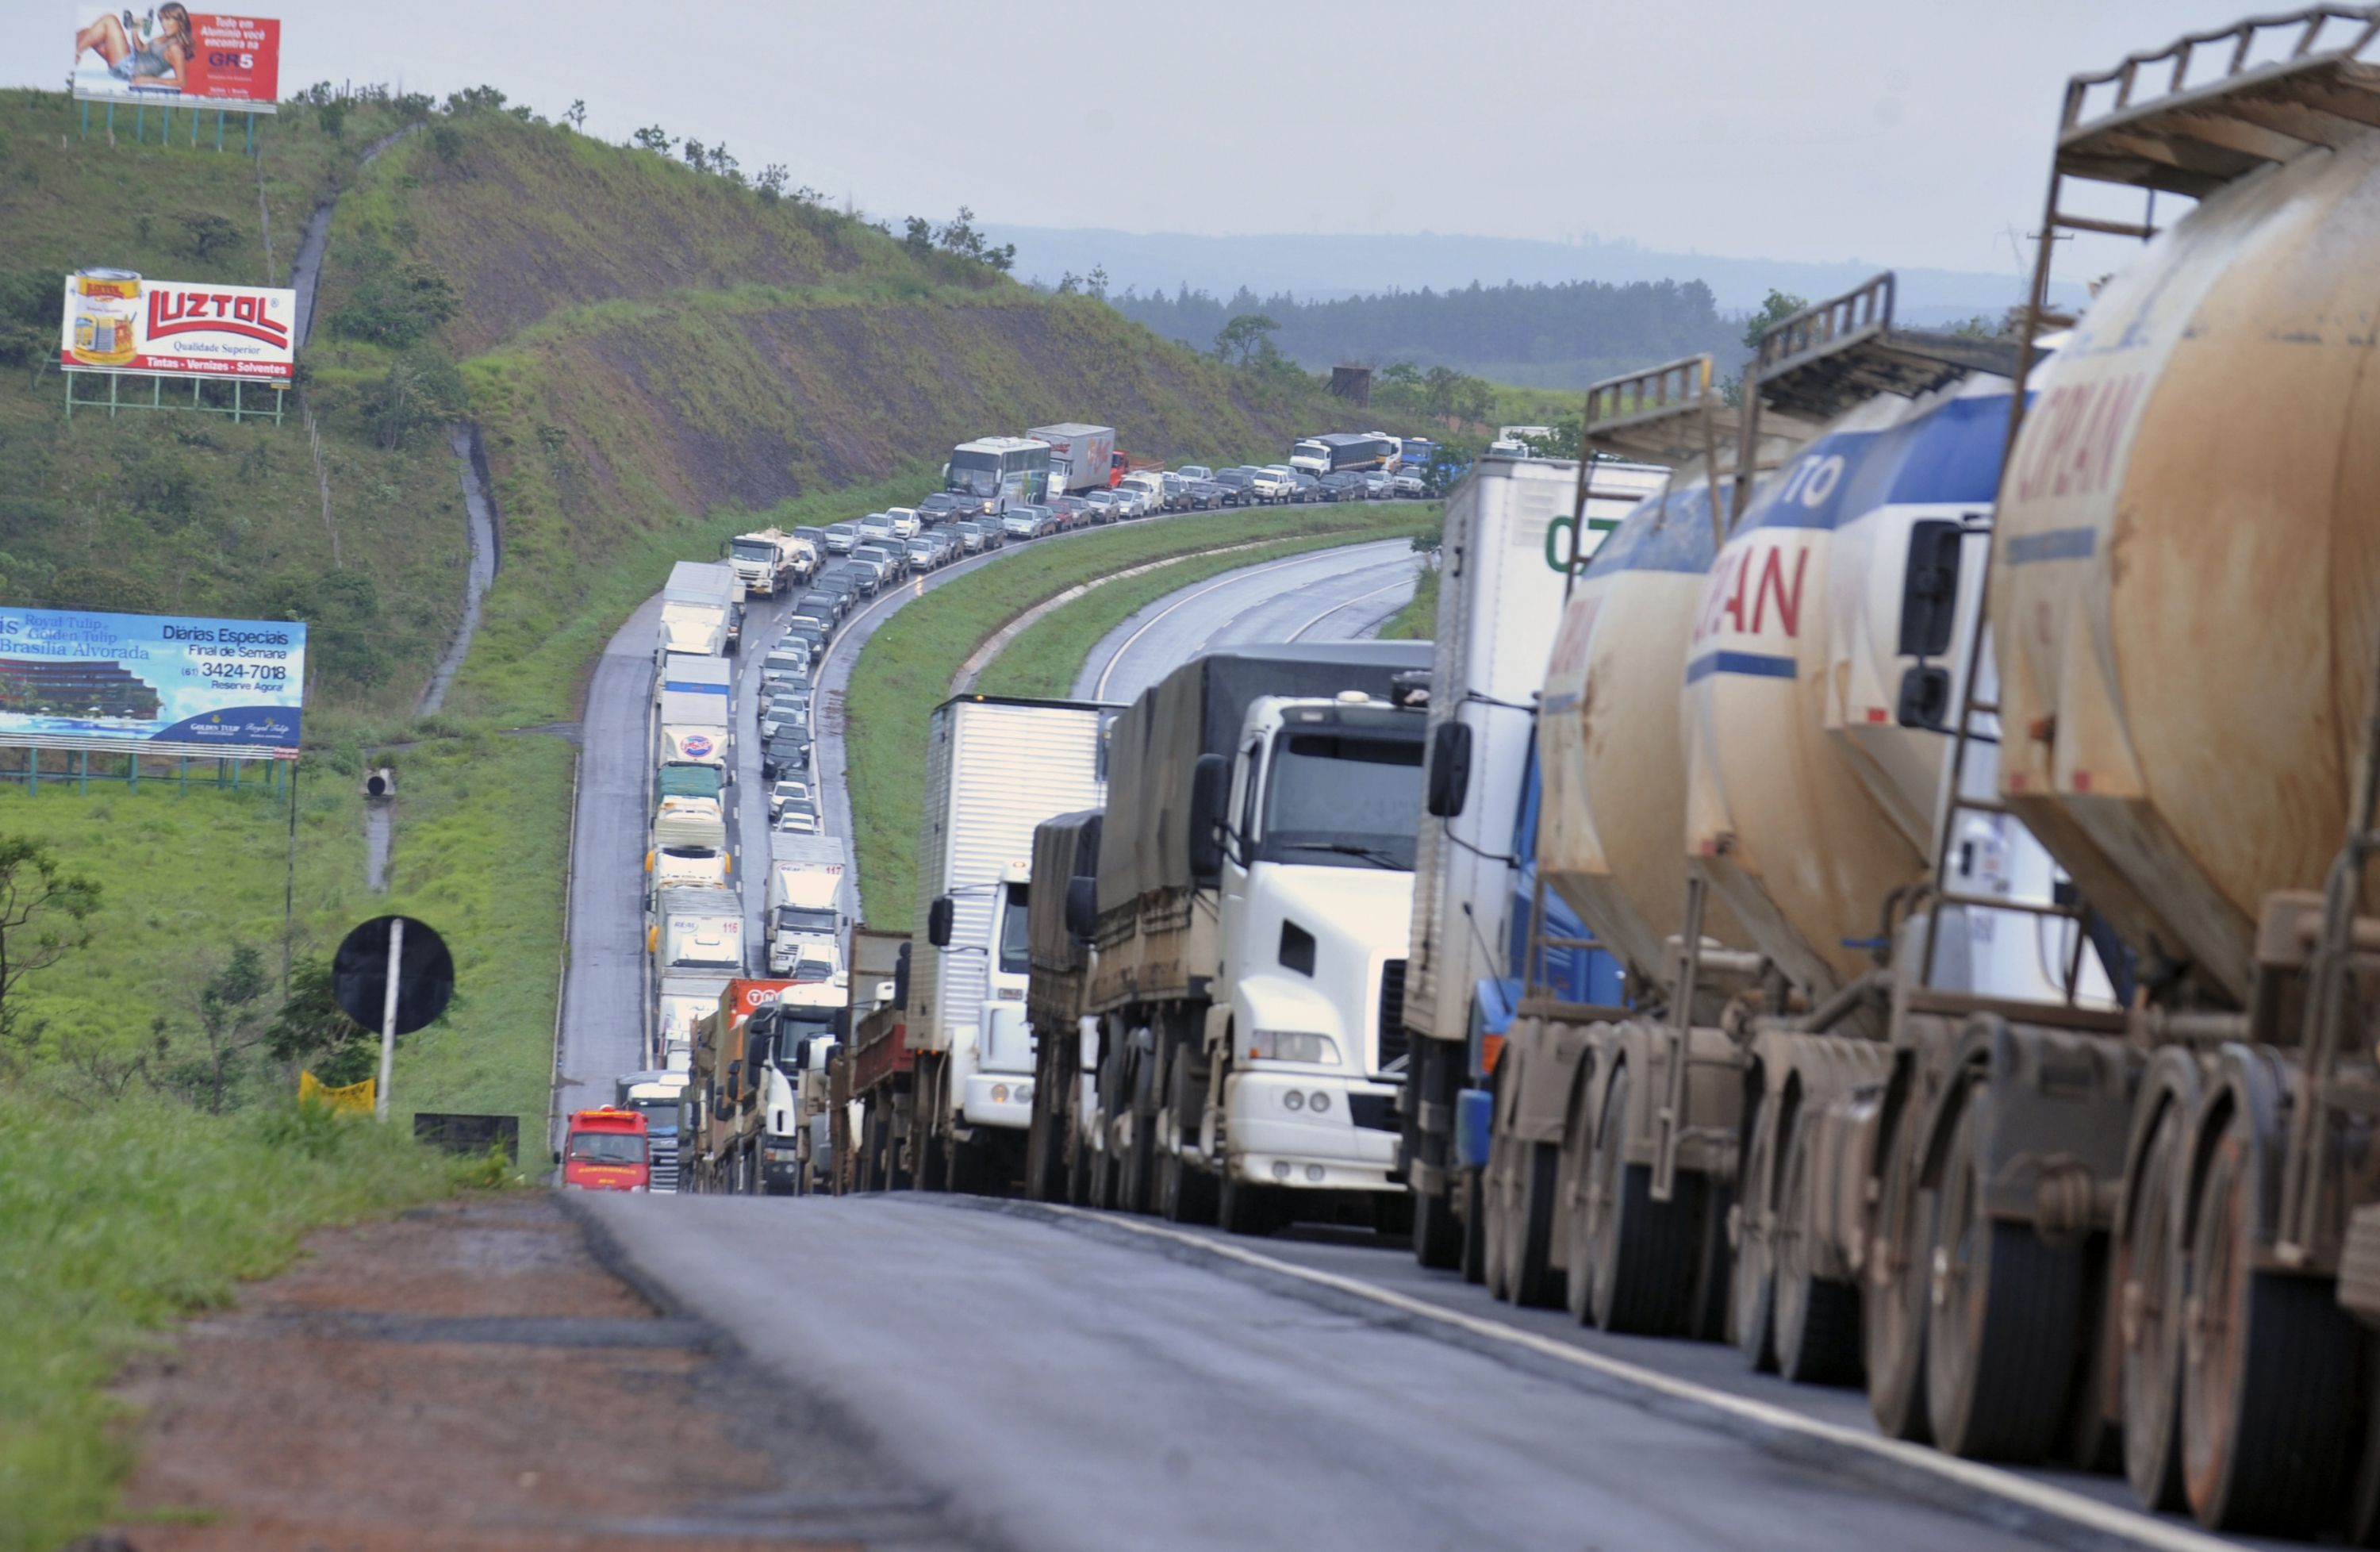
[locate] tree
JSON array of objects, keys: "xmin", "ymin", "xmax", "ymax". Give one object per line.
[
  {"xmin": 681, "ymin": 137, "xmax": 710, "ymax": 174},
  {"xmin": 327, "ymin": 261, "xmax": 459, "ymax": 348},
  {"xmin": 363, "ymin": 348, "xmax": 466, "ymax": 451},
  {"xmin": 902, "ymin": 216, "xmax": 935, "ymax": 259},
  {"xmin": 631, "ymin": 125, "xmax": 674, "ymax": 154},
  {"xmin": 316, "ymin": 95, "xmax": 348, "ymax": 140},
  {"xmin": 47, "ymin": 567, "xmax": 166, "ymax": 615},
  {"xmin": 563, "ymin": 99, "xmax": 587, "ymax": 132},
  {"xmin": 1741, "ymin": 287, "xmax": 1810, "ymax": 352},
  {"xmin": 0, "ymin": 836, "xmax": 102, "ymax": 1078},
  {"xmin": 756, "ymin": 163, "xmax": 789, "ymax": 204},
  {"xmin": 189, "ymin": 943, "xmax": 270, "ymax": 1113},
  {"xmin": 443, "ymin": 85, "xmax": 507, "ymax": 116},
  {"xmin": 267, "ymin": 955, "xmax": 377, "ymax": 1085},
  {"xmin": 178, "ymin": 209, "xmax": 243, "ymax": 263},
  {"xmin": 1214, "ymin": 313, "xmax": 1280, "ymax": 367}
]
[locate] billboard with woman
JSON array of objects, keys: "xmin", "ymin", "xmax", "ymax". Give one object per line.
[{"xmin": 71, "ymin": 7, "xmax": 280, "ymax": 108}]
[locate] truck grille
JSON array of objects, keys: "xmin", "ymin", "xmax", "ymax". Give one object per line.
[
  {"xmin": 1376, "ymin": 959, "xmax": 1408, "ymax": 1074},
  {"xmin": 649, "ymin": 1139, "xmax": 681, "ymax": 1194}
]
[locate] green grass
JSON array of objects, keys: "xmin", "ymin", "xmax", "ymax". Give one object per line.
[
  {"xmin": 0, "ymin": 1093, "xmax": 479, "ymax": 1552},
  {"xmin": 846, "ymin": 506, "xmax": 1435, "ymax": 928},
  {"xmin": 974, "ymin": 505, "xmax": 1438, "ymax": 701},
  {"xmin": 1377, "ymin": 564, "xmax": 1438, "ymax": 640}
]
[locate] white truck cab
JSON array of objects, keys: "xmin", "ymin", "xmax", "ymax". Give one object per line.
[
  {"xmin": 946, "ymin": 863, "xmax": 1038, "ymax": 1139},
  {"xmin": 1206, "ymin": 690, "xmax": 1423, "ymax": 1197}
]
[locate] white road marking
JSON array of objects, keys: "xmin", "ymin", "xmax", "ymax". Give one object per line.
[
  {"xmin": 1283, "ymin": 567, "xmax": 1422, "ymax": 643},
  {"xmin": 1092, "ymin": 544, "xmax": 1407, "ymax": 699}
]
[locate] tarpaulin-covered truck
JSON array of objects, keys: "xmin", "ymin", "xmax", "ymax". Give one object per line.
[
  {"xmin": 1085, "ymin": 643, "xmax": 1431, "ymax": 1231},
  {"xmin": 839, "ymin": 926, "xmax": 913, "ymax": 1191},
  {"xmin": 679, "ymin": 978, "xmax": 797, "ymax": 1193}
]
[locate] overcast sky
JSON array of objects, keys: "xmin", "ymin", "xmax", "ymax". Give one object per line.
[{"xmin": 16, "ymin": 0, "xmax": 2272, "ymax": 275}]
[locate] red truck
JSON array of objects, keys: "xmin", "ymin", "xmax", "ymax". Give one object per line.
[{"xmin": 561, "ymin": 1107, "xmax": 650, "ymax": 1192}]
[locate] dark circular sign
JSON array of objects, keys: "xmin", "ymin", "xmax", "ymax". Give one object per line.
[{"xmin": 333, "ymin": 915, "xmax": 455, "ymax": 1036}]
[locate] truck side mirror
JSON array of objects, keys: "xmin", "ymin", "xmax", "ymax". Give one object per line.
[
  {"xmin": 1426, "ymin": 720, "xmax": 1473, "ymax": 817},
  {"xmin": 892, "ymin": 943, "xmax": 912, "ymax": 1010},
  {"xmin": 1188, "ymin": 751, "xmax": 1230, "ymax": 882},
  {"xmin": 1897, "ymin": 520, "xmax": 1963, "ymax": 659},
  {"xmin": 725, "ymin": 1059, "xmax": 742, "ymax": 1101},
  {"xmin": 927, "ymin": 895, "xmax": 955, "ymax": 948},
  {"xmin": 1065, "ymin": 874, "xmax": 1098, "ymax": 943},
  {"xmin": 1896, "ymin": 664, "xmax": 1952, "ymax": 732}
]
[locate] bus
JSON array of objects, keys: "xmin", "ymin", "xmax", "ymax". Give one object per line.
[
  {"xmin": 943, "ymin": 436, "xmax": 1054, "ymax": 516},
  {"xmin": 1289, "ymin": 432, "xmax": 1396, "ymax": 479}
]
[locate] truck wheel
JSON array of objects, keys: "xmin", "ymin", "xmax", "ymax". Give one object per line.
[
  {"xmin": 946, "ymin": 1135, "xmax": 986, "ymax": 1195},
  {"xmin": 1412, "ymin": 1180, "xmax": 1461, "ymax": 1270},
  {"xmin": 1066, "ymin": 1124, "xmax": 1093, "ymax": 1207},
  {"xmin": 1866, "ymin": 1101, "xmax": 1933, "ymax": 1440},
  {"xmin": 1219, "ymin": 1167, "xmax": 1277, "ymax": 1237},
  {"xmin": 1731, "ymin": 1097, "xmax": 1779, "ymax": 1370},
  {"xmin": 916, "ymin": 1062, "xmax": 947, "ymax": 1193},
  {"xmin": 1924, "ymin": 1090, "xmax": 2082, "ymax": 1461},
  {"xmin": 1459, "ymin": 1166, "xmax": 1488, "ymax": 1285},
  {"xmin": 2119, "ymin": 1098, "xmax": 2190, "ymax": 1512},
  {"xmin": 1116, "ymin": 1051, "xmax": 1156, "ymax": 1215},
  {"xmin": 1772, "ymin": 1108, "xmax": 1862, "ymax": 1385},
  {"xmin": 1157, "ymin": 1072, "xmax": 1217, "ymax": 1226},
  {"xmin": 1588, "ymin": 1064, "xmax": 1698, "ymax": 1335},
  {"xmin": 1562, "ymin": 1079, "xmax": 1599, "ymax": 1323},
  {"xmin": 1500, "ymin": 1139, "xmax": 1560, "ymax": 1308},
  {"xmin": 2180, "ymin": 1105, "xmax": 2357, "ymax": 1535},
  {"xmin": 1371, "ymin": 1191, "xmax": 1414, "ymax": 1236},
  {"xmin": 1483, "ymin": 1129, "xmax": 1513, "ymax": 1300}
]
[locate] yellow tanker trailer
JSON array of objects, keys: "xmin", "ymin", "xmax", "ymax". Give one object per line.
[{"xmin": 1975, "ymin": 10, "xmax": 2380, "ymax": 1535}]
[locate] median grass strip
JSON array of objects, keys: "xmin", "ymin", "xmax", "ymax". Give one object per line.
[
  {"xmin": 844, "ymin": 505, "xmax": 1435, "ymax": 928},
  {"xmin": 0, "ymin": 1095, "xmax": 483, "ymax": 1552},
  {"xmin": 975, "ymin": 506, "xmax": 1438, "ymax": 702}
]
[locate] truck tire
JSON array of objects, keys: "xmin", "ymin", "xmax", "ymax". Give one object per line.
[
  {"xmin": 2119, "ymin": 1100, "xmax": 2190, "ymax": 1512},
  {"xmin": 1587, "ymin": 1064, "xmax": 1698, "ymax": 1335},
  {"xmin": 1219, "ymin": 1167, "xmax": 1278, "ymax": 1237},
  {"xmin": 1865, "ymin": 1102, "xmax": 1933, "ymax": 1440},
  {"xmin": 1410, "ymin": 1045, "xmax": 1463, "ymax": 1270},
  {"xmin": 1731, "ymin": 1097, "xmax": 1778, "ymax": 1369},
  {"xmin": 1066, "ymin": 1123, "xmax": 1093, "ymax": 1207},
  {"xmin": 946, "ymin": 1134, "xmax": 988, "ymax": 1195},
  {"xmin": 1116, "ymin": 1047, "xmax": 1156, "ymax": 1216},
  {"xmin": 1157, "ymin": 1065, "xmax": 1217, "ymax": 1226},
  {"xmin": 916, "ymin": 1058, "xmax": 947, "ymax": 1193},
  {"xmin": 1411, "ymin": 1180, "xmax": 1461, "ymax": 1270},
  {"xmin": 1459, "ymin": 1167, "xmax": 1487, "ymax": 1285},
  {"xmin": 2180, "ymin": 1106, "xmax": 2357, "ymax": 1535},
  {"xmin": 1772, "ymin": 1108, "xmax": 1861, "ymax": 1385},
  {"xmin": 1494, "ymin": 1136, "xmax": 1560, "ymax": 1308},
  {"xmin": 1924, "ymin": 1092, "xmax": 2081, "ymax": 1462}
]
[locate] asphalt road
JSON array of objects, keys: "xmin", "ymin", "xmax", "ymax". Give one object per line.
[
  {"xmin": 1073, "ymin": 540, "xmax": 1422, "ymax": 702},
  {"xmin": 585, "ymin": 1193, "xmax": 2122, "ymax": 1552}
]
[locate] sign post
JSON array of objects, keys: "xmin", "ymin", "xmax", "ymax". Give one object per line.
[{"xmin": 375, "ymin": 916, "xmax": 405, "ymax": 1122}]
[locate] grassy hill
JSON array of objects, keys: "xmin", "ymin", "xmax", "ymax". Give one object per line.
[{"xmin": 0, "ymin": 83, "xmax": 1358, "ymax": 1128}]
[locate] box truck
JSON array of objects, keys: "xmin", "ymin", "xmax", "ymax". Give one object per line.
[
  {"xmin": 1027, "ymin": 422, "xmax": 1118, "ymax": 495},
  {"xmin": 890, "ymin": 694, "xmax": 1115, "ymax": 1194}
]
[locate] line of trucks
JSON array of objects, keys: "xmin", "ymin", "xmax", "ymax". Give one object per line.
[{"xmin": 811, "ymin": 8, "xmax": 2380, "ymax": 1539}]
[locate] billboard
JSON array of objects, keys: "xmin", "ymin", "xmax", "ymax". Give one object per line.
[
  {"xmin": 71, "ymin": 8, "xmax": 281, "ymax": 108},
  {"xmin": 0, "ymin": 606, "xmax": 305, "ymax": 751},
  {"xmin": 59, "ymin": 271, "xmax": 296, "ymax": 381}
]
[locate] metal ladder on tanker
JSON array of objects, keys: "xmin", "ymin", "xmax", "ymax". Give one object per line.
[{"xmin": 1914, "ymin": 4, "xmax": 2380, "ymax": 1023}]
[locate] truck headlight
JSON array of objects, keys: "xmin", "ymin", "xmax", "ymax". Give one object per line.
[{"xmin": 1247, "ymin": 1031, "xmax": 1341, "ymax": 1066}]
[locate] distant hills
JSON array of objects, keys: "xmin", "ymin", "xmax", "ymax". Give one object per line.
[{"xmin": 989, "ymin": 226, "xmax": 2083, "ymax": 378}]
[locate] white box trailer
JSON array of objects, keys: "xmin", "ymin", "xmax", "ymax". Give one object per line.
[
  {"xmin": 1403, "ymin": 455, "xmax": 1666, "ymax": 1047},
  {"xmin": 1027, "ymin": 422, "xmax": 1116, "ymax": 494},
  {"xmin": 658, "ymin": 654, "xmax": 733, "ymax": 774},
  {"xmin": 658, "ymin": 560, "xmax": 742, "ymax": 659},
  {"xmin": 906, "ymin": 693, "xmax": 1115, "ymax": 1189}
]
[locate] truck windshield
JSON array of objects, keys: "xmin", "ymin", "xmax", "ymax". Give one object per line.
[
  {"xmin": 624, "ymin": 1097, "xmax": 678, "ymax": 1135},
  {"xmin": 1261, "ymin": 732, "xmax": 1424, "ymax": 870},
  {"xmin": 567, "ymin": 1131, "xmax": 645, "ymax": 1165},
  {"xmin": 1294, "ymin": 441, "xmax": 1328, "ymax": 460},
  {"xmin": 776, "ymin": 906, "xmax": 838, "ymax": 936},
  {"xmin": 999, "ymin": 883, "xmax": 1031, "ymax": 976},
  {"xmin": 731, "ymin": 540, "xmax": 777, "ymax": 562}
]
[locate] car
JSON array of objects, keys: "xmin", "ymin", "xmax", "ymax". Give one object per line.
[
  {"xmin": 904, "ymin": 537, "xmax": 938, "ymax": 571},
  {"xmin": 1082, "ymin": 489, "xmax": 1123, "ymax": 522},
  {"xmin": 885, "ymin": 507, "xmax": 923, "ymax": 539},
  {"xmin": 773, "ymin": 806, "xmax": 821, "ymax": 836},
  {"xmin": 950, "ymin": 522, "xmax": 986, "ymax": 554},
  {"xmin": 857, "ymin": 512, "xmax": 898, "ymax": 543},
  {"xmin": 1183, "ymin": 479, "xmax": 1227, "ymax": 510},
  {"xmin": 783, "ymin": 626, "xmax": 827, "ymax": 661},
  {"xmin": 761, "ymin": 737, "xmax": 808, "ymax": 782},
  {"xmin": 1001, "ymin": 509, "xmax": 1043, "ymax": 540},
  {"xmin": 853, "ymin": 542, "xmax": 905, "ymax": 578},
  {"xmin": 843, "ymin": 558, "xmax": 887, "ymax": 594},
  {"xmin": 781, "ymin": 605, "xmax": 833, "ymax": 641},
  {"xmin": 1048, "ymin": 495, "xmax": 1094, "ymax": 528},
  {"xmin": 1176, "ymin": 465, "xmax": 1213, "ymax": 483},
  {"xmin": 809, "ymin": 567, "xmax": 860, "ymax": 604},
  {"xmin": 1021, "ymin": 504, "xmax": 1065, "ymax": 536},
  {"xmin": 1288, "ymin": 471, "xmax": 1323, "ymax": 503},
  {"xmin": 1392, "ymin": 470, "xmax": 1426, "ymax": 498},
  {"xmin": 822, "ymin": 522, "xmax": 860, "ymax": 554},
  {"xmin": 931, "ymin": 529, "xmax": 962, "ymax": 563},
  {"xmin": 1363, "ymin": 469, "xmax": 1393, "ymax": 499},
  {"xmin": 1253, "ymin": 466, "xmax": 1300, "ymax": 504},
  {"xmin": 768, "ymin": 779, "xmax": 812, "ymax": 820},
  {"xmin": 1209, "ymin": 468, "xmax": 1259, "ymax": 505},
  {"xmin": 1319, "ymin": 471, "xmax": 1368, "ymax": 502},
  {"xmin": 1160, "ymin": 472, "xmax": 1198, "ymax": 510}
]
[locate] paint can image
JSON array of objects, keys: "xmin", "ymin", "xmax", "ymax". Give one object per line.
[{"xmin": 69, "ymin": 268, "xmax": 141, "ymax": 367}]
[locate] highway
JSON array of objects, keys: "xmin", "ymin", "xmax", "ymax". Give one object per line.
[
  {"xmin": 1075, "ymin": 539, "xmax": 1422, "ymax": 702},
  {"xmin": 559, "ymin": 526, "xmax": 2259, "ymax": 1552}
]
